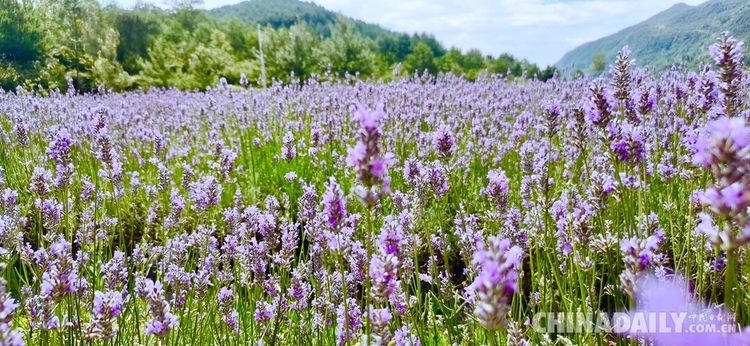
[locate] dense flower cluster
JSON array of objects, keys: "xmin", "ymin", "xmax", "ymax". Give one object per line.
[
  {"xmin": 466, "ymin": 237, "xmax": 523, "ymax": 330},
  {"xmin": 0, "ymin": 264, "xmax": 23, "ymax": 346},
  {"xmin": 346, "ymin": 107, "xmax": 395, "ymax": 207},
  {"xmin": 1, "ymin": 34, "xmax": 750, "ymax": 345}
]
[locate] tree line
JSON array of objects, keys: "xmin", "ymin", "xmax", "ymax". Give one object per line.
[{"xmin": 0, "ymin": 0, "xmax": 558, "ymax": 92}]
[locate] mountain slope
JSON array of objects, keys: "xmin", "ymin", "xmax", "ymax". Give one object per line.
[
  {"xmin": 208, "ymin": 0, "xmax": 393, "ymax": 40},
  {"xmin": 556, "ymin": 0, "xmax": 750, "ymax": 72}
]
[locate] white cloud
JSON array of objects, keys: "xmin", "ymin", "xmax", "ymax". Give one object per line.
[
  {"xmin": 114, "ymin": 0, "xmax": 709, "ymax": 66},
  {"xmin": 306, "ymin": 0, "xmax": 709, "ymax": 65}
]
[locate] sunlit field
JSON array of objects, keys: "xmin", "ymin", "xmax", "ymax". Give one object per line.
[{"xmin": 2, "ymin": 37, "xmax": 750, "ymax": 346}]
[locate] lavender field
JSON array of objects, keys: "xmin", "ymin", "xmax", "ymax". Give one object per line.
[{"xmin": 2, "ymin": 35, "xmax": 750, "ymax": 346}]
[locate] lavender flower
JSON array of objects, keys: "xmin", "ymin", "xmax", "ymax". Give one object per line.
[
  {"xmin": 47, "ymin": 127, "xmax": 74, "ymax": 166},
  {"xmin": 368, "ymin": 306, "xmax": 393, "ymax": 345},
  {"xmin": 432, "ymin": 123, "xmax": 455, "ymax": 159},
  {"xmin": 482, "ymin": 169, "xmax": 509, "ymax": 216},
  {"xmin": 611, "ymin": 45, "xmax": 634, "ymax": 103},
  {"xmin": 337, "ymin": 297, "xmax": 362, "ymax": 345},
  {"xmin": 182, "ymin": 163, "xmax": 194, "ymax": 190},
  {"xmin": 622, "ymin": 274, "xmax": 749, "ymax": 346},
  {"xmin": 220, "ymin": 148, "xmax": 238, "ymax": 181},
  {"xmin": 346, "ymin": 107, "xmax": 395, "ymax": 206},
  {"xmin": 693, "ymin": 117, "xmax": 750, "ymax": 251},
  {"xmin": 542, "ymin": 100, "xmax": 561, "ymax": 137},
  {"xmin": 586, "ymin": 81, "xmax": 615, "ymax": 128},
  {"xmin": 692, "ymin": 116, "xmax": 750, "ymax": 185},
  {"xmin": 369, "ymin": 250, "xmax": 400, "ymax": 303},
  {"xmin": 282, "ymin": 131, "xmax": 296, "ymax": 162},
  {"xmin": 0, "ymin": 264, "xmax": 23, "ymax": 346},
  {"xmin": 37, "ymin": 198, "xmax": 62, "ymax": 232},
  {"xmin": 619, "ymin": 230, "xmax": 665, "ymax": 296},
  {"xmin": 166, "ymin": 188, "xmax": 186, "ymax": 228},
  {"xmin": 84, "ymin": 290, "xmax": 124, "ymax": 340},
  {"xmin": 218, "ymin": 287, "xmax": 239, "ymax": 334},
  {"xmin": 40, "ymin": 239, "xmax": 83, "ymax": 300},
  {"xmin": 141, "ymin": 279, "xmax": 179, "ymax": 338},
  {"xmin": 393, "ymin": 326, "xmax": 420, "ymax": 346},
  {"xmin": 284, "ymin": 171, "xmax": 298, "ymax": 182},
  {"xmin": 189, "ymin": 175, "xmax": 222, "ymax": 212},
  {"xmin": 323, "ymin": 177, "xmax": 347, "ymax": 231},
  {"xmin": 709, "ymin": 32, "xmax": 745, "ymax": 117},
  {"xmin": 466, "ymin": 236, "xmax": 523, "ymax": 330},
  {"xmin": 100, "ymin": 251, "xmax": 128, "ymax": 291},
  {"xmin": 30, "ymin": 167, "xmax": 52, "ymax": 197},
  {"xmin": 157, "ymin": 163, "xmax": 171, "ymax": 193},
  {"xmin": 13, "ymin": 116, "xmax": 28, "ymax": 147}
]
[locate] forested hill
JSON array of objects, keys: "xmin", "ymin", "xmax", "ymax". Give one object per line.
[
  {"xmin": 0, "ymin": 0, "xmax": 556, "ymax": 92},
  {"xmin": 556, "ymin": 0, "xmax": 750, "ymax": 73},
  {"xmin": 207, "ymin": 0, "xmax": 558, "ymax": 83},
  {"xmin": 208, "ymin": 0, "xmax": 391, "ymax": 39}
]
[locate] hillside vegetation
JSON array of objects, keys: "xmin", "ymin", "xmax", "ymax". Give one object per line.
[
  {"xmin": 0, "ymin": 0, "xmax": 555, "ymax": 92},
  {"xmin": 556, "ymin": 0, "xmax": 750, "ymax": 72},
  {"xmin": 208, "ymin": 0, "xmax": 391, "ymax": 39}
]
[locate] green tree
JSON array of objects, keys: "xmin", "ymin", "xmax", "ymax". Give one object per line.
[
  {"xmin": 168, "ymin": 0, "xmax": 205, "ymax": 33},
  {"xmin": 591, "ymin": 52, "xmax": 606, "ymax": 74},
  {"xmin": 0, "ymin": 0, "xmax": 45, "ymax": 89},
  {"xmin": 281, "ymin": 22, "xmax": 319, "ymax": 81},
  {"xmin": 438, "ymin": 47, "xmax": 465, "ymax": 75},
  {"xmin": 220, "ymin": 16, "xmax": 258, "ymax": 61},
  {"xmin": 317, "ymin": 19, "xmax": 375, "ymax": 78},
  {"xmin": 186, "ymin": 29, "xmax": 234, "ymax": 89},
  {"xmin": 376, "ymin": 33, "xmax": 411, "ymax": 66},
  {"xmin": 538, "ymin": 65, "xmax": 557, "ymax": 81},
  {"xmin": 261, "ymin": 23, "xmax": 319, "ymax": 83},
  {"xmin": 412, "ymin": 33, "xmax": 445, "ymax": 58},
  {"xmin": 0, "ymin": 0, "xmax": 43, "ymax": 65},
  {"xmin": 114, "ymin": 7, "xmax": 161, "ymax": 75},
  {"xmin": 137, "ymin": 37, "xmax": 185, "ymax": 87},
  {"xmin": 0, "ymin": 0, "xmax": 549, "ymax": 91},
  {"xmin": 405, "ymin": 41, "xmax": 436, "ymax": 75},
  {"xmin": 91, "ymin": 27, "xmax": 134, "ymax": 90},
  {"xmin": 462, "ymin": 49, "xmax": 484, "ymax": 70},
  {"xmin": 38, "ymin": 0, "xmax": 117, "ymax": 91}
]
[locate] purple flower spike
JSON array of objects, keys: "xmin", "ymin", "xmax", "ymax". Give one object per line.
[
  {"xmin": 622, "ymin": 274, "xmax": 750, "ymax": 346},
  {"xmin": 466, "ymin": 236, "xmax": 523, "ymax": 330},
  {"xmin": 347, "ymin": 106, "xmax": 395, "ymax": 206}
]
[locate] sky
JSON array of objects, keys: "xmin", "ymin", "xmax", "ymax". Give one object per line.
[{"xmin": 116, "ymin": 0, "xmax": 708, "ymax": 66}]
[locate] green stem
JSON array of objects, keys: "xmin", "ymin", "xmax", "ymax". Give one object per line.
[{"xmin": 725, "ymin": 248, "xmax": 737, "ymax": 312}]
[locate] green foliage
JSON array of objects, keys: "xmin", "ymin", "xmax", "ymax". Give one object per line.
[
  {"xmin": 259, "ymin": 22, "xmax": 320, "ymax": 83},
  {"xmin": 114, "ymin": 6, "xmax": 161, "ymax": 74},
  {"xmin": 91, "ymin": 27, "xmax": 135, "ymax": 89},
  {"xmin": 137, "ymin": 37, "xmax": 182, "ymax": 87},
  {"xmin": 187, "ymin": 29, "xmax": 234, "ymax": 89},
  {"xmin": 208, "ymin": 0, "xmax": 391, "ymax": 40},
  {"xmin": 0, "ymin": 0, "xmax": 50, "ymax": 90},
  {"xmin": 412, "ymin": 33, "xmax": 446, "ymax": 58},
  {"xmin": 0, "ymin": 0, "xmax": 43, "ymax": 66},
  {"xmin": 462, "ymin": 49, "xmax": 485, "ymax": 70},
  {"xmin": 376, "ymin": 34, "xmax": 412, "ymax": 66},
  {"xmin": 0, "ymin": 0, "xmax": 557, "ymax": 91},
  {"xmin": 557, "ymin": 0, "xmax": 750, "ymax": 73},
  {"xmin": 404, "ymin": 41, "xmax": 438, "ymax": 76},
  {"xmin": 317, "ymin": 19, "xmax": 376, "ymax": 78},
  {"xmin": 591, "ymin": 52, "xmax": 606, "ymax": 74},
  {"xmin": 219, "ymin": 16, "xmax": 258, "ymax": 61}
]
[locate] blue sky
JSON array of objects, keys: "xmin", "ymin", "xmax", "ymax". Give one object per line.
[{"xmin": 116, "ymin": 0, "xmax": 708, "ymax": 66}]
